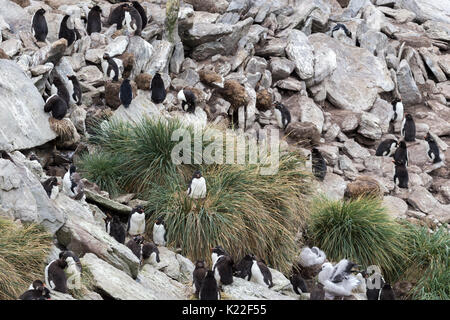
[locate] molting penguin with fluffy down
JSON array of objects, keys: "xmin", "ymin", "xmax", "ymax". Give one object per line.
[
  {"xmin": 298, "ymin": 246, "xmax": 326, "ymax": 268},
  {"xmin": 187, "ymin": 170, "xmax": 206, "ymax": 199},
  {"xmin": 318, "ymin": 259, "xmax": 361, "ymax": 300}
]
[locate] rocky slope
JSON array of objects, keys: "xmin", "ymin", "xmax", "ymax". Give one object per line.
[{"xmin": 0, "ymin": 0, "xmax": 449, "ymax": 300}]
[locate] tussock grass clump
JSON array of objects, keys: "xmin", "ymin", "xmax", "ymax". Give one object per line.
[
  {"xmin": 307, "ymin": 196, "xmax": 408, "ymax": 281},
  {"xmin": 0, "ymin": 218, "xmax": 52, "ymax": 300},
  {"xmin": 401, "ymin": 224, "xmax": 449, "ymax": 300},
  {"xmin": 79, "ymin": 118, "xmax": 313, "ymax": 274}
]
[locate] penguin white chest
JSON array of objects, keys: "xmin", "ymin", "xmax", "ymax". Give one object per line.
[
  {"xmin": 62, "ymin": 171, "xmax": 74, "ymax": 197},
  {"xmin": 153, "ymin": 223, "xmax": 166, "ymax": 246},
  {"xmin": 249, "ymin": 261, "xmax": 266, "ymax": 287},
  {"xmin": 274, "ymin": 109, "xmax": 283, "ymax": 129},
  {"xmin": 189, "ymin": 177, "xmax": 206, "ymax": 199},
  {"xmin": 129, "ymin": 213, "xmax": 145, "ymax": 235}
]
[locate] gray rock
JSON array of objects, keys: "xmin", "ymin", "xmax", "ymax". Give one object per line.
[
  {"xmin": 359, "ymin": 31, "xmax": 388, "ymax": 57},
  {"xmin": 306, "ymin": 43, "xmax": 337, "ymax": 86},
  {"xmin": 269, "ymin": 57, "xmax": 295, "ymax": 81},
  {"xmin": 31, "ymin": 38, "xmax": 67, "ymax": 67},
  {"xmin": 370, "ymin": 98, "xmax": 394, "ymax": 134},
  {"xmin": 344, "ymin": 139, "xmax": 371, "ymax": 160},
  {"xmin": 77, "ymin": 65, "xmax": 103, "ymax": 84},
  {"xmin": 285, "ymin": 30, "xmax": 314, "ymax": 80},
  {"xmin": 407, "ymin": 186, "xmax": 440, "ymax": 214},
  {"xmin": 383, "ymin": 196, "xmax": 408, "ymax": 219},
  {"xmin": 0, "ymin": 155, "xmax": 65, "ymax": 235},
  {"xmin": 105, "ymin": 36, "xmax": 129, "ymax": 57},
  {"xmin": 357, "ymin": 112, "xmax": 382, "ymax": 140},
  {"xmin": 170, "ymin": 41, "xmax": 184, "ymax": 74},
  {"xmin": 191, "ymin": 41, "xmax": 226, "ymax": 61},
  {"xmin": 255, "ymin": 38, "xmax": 287, "ymax": 57},
  {"xmin": 397, "ymin": 59, "xmax": 422, "ymax": 105},
  {"xmin": 126, "ymin": 36, "xmax": 154, "ymax": 79},
  {"xmin": 423, "ymin": 20, "xmax": 450, "ymax": 42},
  {"xmin": 0, "ymin": 60, "xmax": 57, "ymax": 151},
  {"xmin": 0, "ymin": 0, "xmax": 30, "ymax": 34},
  {"xmin": 378, "ymin": 6, "xmax": 416, "ymax": 23},
  {"xmin": 397, "ymin": 0, "xmax": 450, "ymax": 24},
  {"xmin": 111, "ymin": 93, "xmax": 165, "ymax": 125},
  {"xmin": 84, "ymin": 189, "xmax": 132, "ymax": 215},
  {"xmin": 81, "ymin": 253, "xmax": 157, "ymax": 300},
  {"xmin": 309, "ymin": 33, "xmax": 394, "ymax": 112},
  {"xmin": 275, "ymin": 77, "xmax": 305, "ymax": 92},
  {"xmin": 316, "ymin": 172, "xmax": 348, "ymax": 200},
  {"xmin": 0, "ymin": 38, "xmax": 21, "ymax": 57},
  {"xmin": 245, "ymin": 56, "xmax": 267, "ymax": 74},
  {"xmin": 222, "ymin": 277, "xmax": 296, "ymax": 300},
  {"xmin": 419, "ymin": 48, "xmax": 447, "ymax": 83},
  {"xmin": 298, "ymin": 96, "xmax": 324, "ymax": 133}
]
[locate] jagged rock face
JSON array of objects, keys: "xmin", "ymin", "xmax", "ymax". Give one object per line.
[{"xmin": 0, "ymin": 60, "xmax": 57, "ymax": 151}]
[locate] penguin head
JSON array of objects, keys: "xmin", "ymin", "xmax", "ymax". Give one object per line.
[
  {"xmin": 134, "ymin": 205, "xmax": 145, "ymax": 214},
  {"xmin": 57, "ymin": 258, "xmax": 68, "ymax": 269},
  {"xmin": 312, "ymin": 148, "xmax": 321, "ymax": 155},
  {"xmin": 62, "ymin": 15, "xmax": 74, "ymax": 29},
  {"xmin": 177, "ymin": 89, "xmax": 186, "ymax": 103},
  {"xmin": 69, "ymin": 164, "xmax": 76, "ymax": 174},
  {"xmin": 424, "ymin": 132, "xmax": 434, "ymax": 142},
  {"xmin": 205, "ymin": 270, "xmax": 215, "ymax": 279},
  {"xmin": 405, "ymin": 113, "xmax": 413, "ymax": 120},
  {"xmin": 155, "ymin": 217, "xmax": 164, "ymax": 225},
  {"xmin": 133, "ymin": 235, "xmax": 144, "ymax": 244},
  {"xmin": 193, "ymin": 170, "xmax": 202, "ymax": 179},
  {"xmin": 92, "ymin": 5, "xmax": 102, "ymax": 13},
  {"xmin": 399, "ymin": 140, "xmax": 407, "ymax": 149},
  {"xmin": 211, "ymin": 246, "xmax": 227, "ymax": 256},
  {"xmin": 36, "ymin": 8, "xmax": 46, "ymax": 15},
  {"xmin": 242, "ymin": 254, "xmax": 254, "ymax": 262},
  {"xmin": 392, "ymin": 98, "xmax": 401, "ymax": 105},
  {"xmin": 123, "ymin": 78, "xmax": 130, "ymax": 84},
  {"xmin": 154, "ymin": 72, "xmax": 162, "ymax": 81},
  {"xmin": 103, "ymin": 52, "xmax": 111, "ymax": 60},
  {"xmin": 112, "ymin": 215, "xmax": 121, "ymax": 223},
  {"xmin": 32, "ymin": 280, "xmax": 45, "ymax": 290},
  {"xmin": 195, "ymin": 260, "xmax": 206, "ymax": 269}
]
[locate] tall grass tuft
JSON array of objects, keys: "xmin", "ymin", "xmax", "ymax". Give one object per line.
[
  {"xmin": 307, "ymin": 196, "xmax": 408, "ymax": 281},
  {"xmin": 401, "ymin": 223, "xmax": 449, "ymax": 300},
  {"xmin": 0, "ymin": 218, "xmax": 53, "ymax": 300},
  {"xmin": 80, "ymin": 118, "xmax": 313, "ymax": 274}
]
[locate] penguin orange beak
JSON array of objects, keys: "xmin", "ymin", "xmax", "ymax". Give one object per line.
[{"xmin": 392, "ymin": 160, "xmax": 396, "ymax": 163}]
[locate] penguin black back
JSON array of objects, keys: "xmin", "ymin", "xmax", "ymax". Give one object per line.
[
  {"xmin": 104, "ymin": 53, "xmax": 120, "ymax": 82},
  {"xmin": 67, "ymin": 75, "xmax": 82, "ymax": 106},
  {"xmin": 87, "ymin": 5, "xmax": 102, "ymax": 35},
  {"xmin": 126, "ymin": 235, "xmax": 143, "ymax": 259},
  {"xmin": 193, "ymin": 260, "xmax": 207, "ymax": 297},
  {"xmin": 141, "ymin": 241, "xmax": 160, "ymax": 262},
  {"xmin": 123, "ymin": 4, "xmax": 142, "ymax": 36},
  {"xmin": 213, "ymin": 255, "xmax": 234, "ymax": 285},
  {"xmin": 44, "ymin": 95, "xmax": 68, "ymax": 120},
  {"xmin": 19, "ymin": 281, "xmax": 51, "ymax": 300},
  {"xmin": 425, "ymin": 133, "xmax": 441, "ymax": 163},
  {"xmin": 274, "ymin": 102, "xmax": 291, "ymax": 130},
  {"xmin": 290, "ymin": 273, "xmax": 308, "ymax": 295},
  {"xmin": 151, "ymin": 73, "xmax": 166, "ymax": 104},
  {"xmin": 234, "ymin": 254, "xmax": 253, "ymax": 280},
  {"xmin": 46, "ymin": 259, "xmax": 68, "ymax": 293},
  {"xmin": 41, "ymin": 177, "xmax": 58, "ymax": 197},
  {"xmin": 132, "ymin": 1, "xmax": 148, "ymax": 29},
  {"xmin": 394, "ymin": 140, "xmax": 408, "ymax": 166},
  {"xmin": 32, "ymin": 8, "xmax": 48, "ymax": 42},
  {"xmin": 59, "ymin": 15, "xmax": 76, "ymax": 46},
  {"xmin": 107, "ymin": 3, "xmax": 127, "ymax": 29},
  {"xmin": 119, "ymin": 78, "xmax": 133, "ymax": 108},
  {"xmin": 380, "ymin": 283, "xmax": 396, "ymax": 300},
  {"xmin": 376, "ymin": 139, "xmax": 398, "ymax": 157},
  {"xmin": 402, "ymin": 114, "xmax": 416, "ymax": 142},
  {"xmin": 311, "ymin": 148, "xmax": 327, "ymax": 181},
  {"xmin": 109, "ymin": 215, "xmax": 126, "ymax": 244},
  {"xmin": 199, "ymin": 270, "xmax": 220, "ymax": 300},
  {"xmin": 393, "ymin": 159, "xmax": 409, "ymax": 189},
  {"xmin": 52, "ymin": 75, "xmax": 70, "ymax": 106}
]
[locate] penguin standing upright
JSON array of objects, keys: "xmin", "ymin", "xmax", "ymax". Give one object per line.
[
  {"xmin": 58, "ymin": 15, "xmax": 77, "ymax": 47},
  {"xmin": 311, "ymin": 148, "xmax": 327, "ymax": 181},
  {"xmin": 200, "ymin": 270, "xmax": 220, "ymax": 300},
  {"xmin": 153, "ymin": 217, "xmax": 167, "ymax": 246},
  {"xmin": 59, "ymin": 251, "xmax": 82, "ymax": 273},
  {"xmin": 331, "ymin": 23, "xmax": 352, "ymax": 38},
  {"xmin": 119, "ymin": 78, "xmax": 133, "ymax": 108},
  {"xmin": 127, "ymin": 205, "xmax": 145, "ymax": 236},
  {"xmin": 393, "ymin": 159, "xmax": 409, "ymax": 189},
  {"xmin": 274, "ymin": 102, "xmax": 291, "ymax": 130},
  {"xmin": 234, "ymin": 254, "xmax": 254, "ymax": 279},
  {"xmin": 51, "ymin": 75, "xmax": 71, "ymax": 106},
  {"xmin": 67, "ymin": 75, "xmax": 82, "ymax": 106},
  {"xmin": 106, "ymin": 215, "xmax": 126, "ymax": 244},
  {"xmin": 391, "ymin": 98, "xmax": 404, "ymax": 124},
  {"xmin": 249, "ymin": 256, "xmax": 273, "ymax": 288},
  {"xmin": 394, "ymin": 140, "xmax": 409, "ymax": 167},
  {"xmin": 193, "ymin": 260, "xmax": 207, "ymax": 298},
  {"xmin": 425, "ymin": 132, "xmax": 442, "ymax": 164},
  {"xmin": 376, "ymin": 139, "xmax": 398, "ymax": 157},
  {"xmin": 211, "ymin": 246, "xmax": 234, "ymax": 286},
  {"xmin": 44, "ymin": 95, "xmax": 68, "ymax": 120},
  {"xmin": 178, "ymin": 89, "xmax": 197, "ymax": 113},
  {"xmin": 151, "ymin": 72, "xmax": 167, "ymax": 104},
  {"xmin": 141, "ymin": 241, "xmax": 160, "ymax": 266},
  {"xmin": 87, "ymin": 5, "xmax": 102, "ymax": 35},
  {"xmin": 102, "ymin": 53, "xmax": 120, "ymax": 82},
  {"xmin": 290, "ymin": 272, "xmax": 308, "ymax": 295},
  {"xmin": 62, "ymin": 165, "xmax": 85, "ymax": 200},
  {"xmin": 132, "ymin": 1, "xmax": 148, "ymax": 29},
  {"xmin": 187, "ymin": 170, "xmax": 207, "ymax": 199},
  {"xmin": 402, "ymin": 114, "xmax": 416, "ymax": 142},
  {"xmin": 123, "ymin": 4, "xmax": 142, "ymax": 36},
  {"xmin": 45, "ymin": 259, "xmax": 68, "ymax": 293},
  {"xmin": 31, "ymin": 9, "xmax": 48, "ymax": 42},
  {"xmin": 19, "ymin": 280, "xmax": 51, "ymax": 300}
]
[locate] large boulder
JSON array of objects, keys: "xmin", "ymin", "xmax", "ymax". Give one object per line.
[
  {"xmin": 285, "ymin": 30, "xmax": 314, "ymax": 80},
  {"xmin": 0, "ymin": 153, "xmax": 65, "ymax": 235},
  {"xmin": 397, "ymin": 0, "xmax": 450, "ymax": 24},
  {"xmin": 308, "ymin": 33, "xmax": 394, "ymax": 112},
  {"xmin": 222, "ymin": 277, "xmax": 296, "ymax": 300},
  {"xmin": 55, "ymin": 194, "xmax": 140, "ymax": 279},
  {"xmin": 0, "ymin": 60, "xmax": 57, "ymax": 151}
]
